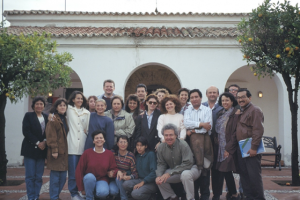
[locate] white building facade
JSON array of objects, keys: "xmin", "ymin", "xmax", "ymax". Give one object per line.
[{"xmin": 4, "ymin": 10, "xmax": 298, "ymax": 166}]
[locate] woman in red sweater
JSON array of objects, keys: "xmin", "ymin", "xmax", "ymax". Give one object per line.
[{"xmin": 75, "ymin": 130, "xmax": 119, "ymax": 200}]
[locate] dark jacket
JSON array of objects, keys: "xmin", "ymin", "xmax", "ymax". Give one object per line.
[
  {"xmin": 135, "ymin": 109, "xmax": 161, "ymax": 151},
  {"xmin": 21, "ymin": 112, "xmax": 48, "ymax": 159},
  {"xmin": 215, "ymin": 108, "xmax": 239, "ymax": 172},
  {"xmin": 46, "ymin": 114, "xmax": 69, "ymax": 171},
  {"xmin": 236, "ymin": 103, "xmax": 264, "ymax": 150},
  {"xmin": 136, "ymin": 151, "xmax": 157, "ymax": 183}
]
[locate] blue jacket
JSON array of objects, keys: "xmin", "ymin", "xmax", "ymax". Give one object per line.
[{"xmin": 136, "ymin": 151, "xmax": 157, "ymax": 183}]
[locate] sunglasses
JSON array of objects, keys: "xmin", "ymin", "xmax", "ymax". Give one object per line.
[{"xmin": 148, "ymin": 101, "xmax": 157, "ymax": 105}]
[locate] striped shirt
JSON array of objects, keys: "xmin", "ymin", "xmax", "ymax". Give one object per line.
[
  {"xmin": 183, "ymin": 104, "xmax": 212, "ymax": 134},
  {"xmin": 112, "ymin": 150, "xmax": 138, "ymax": 179}
]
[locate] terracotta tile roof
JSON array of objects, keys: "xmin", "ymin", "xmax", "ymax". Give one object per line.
[
  {"xmin": 4, "ymin": 10, "xmax": 249, "ymax": 17},
  {"xmin": 6, "ymin": 26, "xmax": 241, "ymax": 38}
]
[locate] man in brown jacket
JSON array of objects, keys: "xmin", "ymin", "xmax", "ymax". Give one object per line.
[{"xmin": 236, "ymin": 89, "xmax": 265, "ymax": 200}]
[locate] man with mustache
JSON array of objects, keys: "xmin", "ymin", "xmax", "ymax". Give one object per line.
[
  {"xmin": 135, "ymin": 83, "xmax": 148, "ymax": 110},
  {"xmin": 235, "ymin": 89, "xmax": 265, "ymax": 200},
  {"xmin": 156, "ymin": 123, "xmax": 201, "ymax": 200}
]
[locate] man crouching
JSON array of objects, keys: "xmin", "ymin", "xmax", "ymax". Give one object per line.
[{"xmin": 156, "ymin": 123, "xmax": 201, "ymax": 200}]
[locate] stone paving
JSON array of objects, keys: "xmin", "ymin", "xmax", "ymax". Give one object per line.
[{"xmin": 0, "ymin": 166, "xmax": 299, "ymax": 200}]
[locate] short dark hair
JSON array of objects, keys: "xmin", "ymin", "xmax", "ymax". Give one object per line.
[
  {"xmin": 49, "ymin": 98, "xmax": 68, "ymax": 116},
  {"xmin": 103, "ymin": 79, "xmax": 115, "ymax": 87},
  {"xmin": 189, "ymin": 89, "xmax": 202, "ymax": 99},
  {"xmin": 86, "ymin": 95, "xmax": 98, "ymax": 110},
  {"xmin": 136, "ymin": 84, "xmax": 147, "ymax": 92},
  {"xmin": 160, "ymin": 95, "xmax": 182, "ymax": 114},
  {"xmin": 111, "ymin": 95, "xmax": 124, "ymax": 108},
  {"xmin": 177, "ymin": 88, "xmax": 190, "ymax": 102},
  {"xmin": 228, "ymin": 84, "xmax": 240, "ymax": 90},
  {"xmin": 237, "ymin": 88, "xmax": 252, "ymax": 98},
  {"xmin": 31, "ymin": 96, "xmax": 46, "ymax": 110},
  {"xmin": 91, "ymin": 129, "xmax": 107, "ymax": 141},
  {"xmin": 125, "ymin": 94, "xmax": 140, "ymax": 116},
  {"xmin": 113, "ymin": 135, "xmax": 130, "ymax": 154},
  {"xmin": 135, "ymin": 136, "xmax": 149, "ymax": 151},
  {"xmin": 218, "ymin": 92, "xmax": 238, "ymax": 107},
  {"xmin": 68, "ymin": 91, "xmax": 87, "ymax": 108},
  {"xmin": 144, "ymin": 94, "xmax": 159, "ymax": 111}
]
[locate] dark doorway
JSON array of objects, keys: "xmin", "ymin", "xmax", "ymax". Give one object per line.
[{"xmin": 65, "ymin": 88, "xmax": 83, "ymax": 100}]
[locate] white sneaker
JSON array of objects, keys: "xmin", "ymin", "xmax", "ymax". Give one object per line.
[{"xmin": 71, "ymin": 195, "xmax": 84, "ymax": 200}]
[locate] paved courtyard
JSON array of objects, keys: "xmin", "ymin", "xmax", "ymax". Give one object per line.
[{"xmin": 0, "ymin": 166, "xmax": 299, "ymax": 200}]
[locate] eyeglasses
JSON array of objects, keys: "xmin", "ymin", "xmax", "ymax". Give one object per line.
[
  {"xmin": 118, "ymin": 141, "xmax": 128, "ymax": 144},
  {"xmin": 237, "ymin": 95, "xmax": 247, "ymax": 100},
  {"xmin": 229, "ymin": 89, "xmax": 238, "ymax": 92},
  {"xmin": 148, "ymin": 101, "xmax": 157, "ymax": 105}
]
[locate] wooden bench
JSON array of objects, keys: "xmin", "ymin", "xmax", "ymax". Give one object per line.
[{"xmin": 261, "ymin": 136, "xmax": 282, "ymax": 171}]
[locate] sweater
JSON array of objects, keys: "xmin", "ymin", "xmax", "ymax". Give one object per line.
[
  {"xmin": 75, "ymin": 148, "xmax": 118, "ymax": 191},
  {"xmin": 84, "ymin": 113, "xmax": 115, "ymax": 150},
  {"xmin": 112, "ymin": 150, "xmax": 138, "ymax": 179},
  {"xmin": 157, "ymin": 113, "xmax": 186, "ymax": 141},
  {"xmin": 66, "ymin": 105, "xmax": 90, "ymax": 155},
  {"xmin": 136, "ymin": 151, "xmax": 157, "ymax": 183}
]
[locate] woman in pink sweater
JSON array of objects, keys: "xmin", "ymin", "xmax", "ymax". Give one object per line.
[{"xmin": 75, "ymin": 130, "xmax": 119, "ymax": 200}]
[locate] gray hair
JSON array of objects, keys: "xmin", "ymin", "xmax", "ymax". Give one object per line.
[{"xmin": 161, "ymin": 123, "xmax": 179, "ymax": 136}]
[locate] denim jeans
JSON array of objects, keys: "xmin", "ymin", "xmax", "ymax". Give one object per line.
[
  {"xmin": 68, "ymin": 155, "xmax": 81, "ymax": 197},
  {"xmin": 24, "ymin": 157, "xmax": 45, "ymax": 200},
  {"xmin": 83, "ymin": 173, "xmax": 119, "ymax": 200},
  {"xmin": 50, "ymin": 170, "xmax": 67, "ymax": 200},
  {"xmin": 110, "ymin": 178, "xmax": 128, "ymax": 200}
]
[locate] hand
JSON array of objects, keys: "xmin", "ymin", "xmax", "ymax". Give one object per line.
[
  {"xmin": 81, "ymin": 190, "xmax": 86, "ymax": 195},
  {"xmin": 235, "ymin": 109, "xmax": 241, "ymax": 115},
  {"xmin": 140, "ymin": 111, "xmax": 144, "ymax": 115},
  {"xmin": 160, "ymin": 173, "xmax": 171, "ymax": 183},
  {"xmin": 48, "ymin": 114, "xmax": 56, "ymax": 121},
  {"xmin": 247, "ymin": 149, "xmax": 257, "ymax": 157},
  {"xmin": 155, "ymin": 177, "xmax": 162, "ymax": 185},
  {"xmin": 107, "ymin": 170, "xmax": 114, "ymax": 178},
  {"xmin": 38, "ymin": 141, "xmax": 46, "ymax": 150},
  {"xmin": 155, "ymin": 142, "xmax": 160, "ymax": 152},
  {"xmin": 201, "ymin": 122, "xmax": 211, "ymax": 131},
  {"xmin": 122, "ymin": 175, "xmax": 131, "ymax": 181},
  {"xmin": 187, "ymin": 130, "xmax": 192, "ymax": 136},
  {"xmin": 224, "ymin": 150, "xmax": 229, "ymax": 158},
  {"xmin": 117, "ymin": 170, "xmax": 124, "ymax": 180},
  {"xmin": 52, "ymin": 153, "xmax": 58, "ymax": 159},
  {"xmin": 133, "ymin": 181, "xmax": 144, "ymax": 190}
]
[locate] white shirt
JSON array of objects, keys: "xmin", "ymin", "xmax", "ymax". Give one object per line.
[
  {"xmin": 157, "ymin": 113, "xmax": 186, "ymax": 141},
  {"xmin": 184, "ymin": 104, "xmax": 212, "ymax": 134}
]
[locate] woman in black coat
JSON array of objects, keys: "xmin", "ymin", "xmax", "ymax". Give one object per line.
[
  {"xmin": 21, "ymin": 96, "xmax": 48, "ymax": 200},
  {"xmin": 135, "ymin": 94, "xmax": 161, "ymax": 151}
]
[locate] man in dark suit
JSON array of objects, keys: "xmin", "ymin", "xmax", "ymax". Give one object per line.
[{"xmin": 135, "ymin": 94, "xmax": 161, "ymax": 151}]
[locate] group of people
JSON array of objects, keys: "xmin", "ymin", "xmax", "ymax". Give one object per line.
[{"xmin": 21, "ymin": 79, "xmax": 265, "ymax": 200}]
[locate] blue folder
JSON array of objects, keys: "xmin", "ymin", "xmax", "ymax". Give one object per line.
[{"xmin": 239, "ymin": 138, "xmax": 266, "ymax": 158}]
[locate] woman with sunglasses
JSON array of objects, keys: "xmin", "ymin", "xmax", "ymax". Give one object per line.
[{"xmin": 135, "ymin": 94, "xmax": 161, "ymax": 151}]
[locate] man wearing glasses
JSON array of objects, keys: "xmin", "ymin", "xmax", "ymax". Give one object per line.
[{"xmin": 236, "ymin": 89, "xmax": 265, "ymax": 200}]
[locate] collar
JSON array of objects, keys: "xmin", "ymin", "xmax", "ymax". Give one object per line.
[
  {"xmin": 69, "ymin": 105, "xmax": 90, "ymax": 115},
  {"xmin": 192, "ymin": 104, "xmax": 204, "ymax": 111},
  {"xmin": 93, "ymin": 147, "xmax": 106, "ymax": 153},
  {"xmin": 145, "ymin": 110, "xmax": 154, "ymax": 117},
  {"xmin": 240, "ymin": 102, "xmax": 252, "ymax": 112},
  {"xmin": 167, "ymin": 139, "xmax": 179, "ymax": 149},
  {"xmin": 103, "ymin": 93, "xmax": 114, "ymax": 98},
  {"xmin": 139, "ymin": 151, "xmax": 149, "ymax": 157}
]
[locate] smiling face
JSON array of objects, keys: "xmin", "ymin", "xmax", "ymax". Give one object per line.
[
  {"xmin": 112, "ymin": 98, "xmax": 122, "ymax": 113},
  {"xmin": 96, "ymin": 101, "xmax": 107, "ymax": 114},
  {"xmin": 206, "ymin": 86, "xmax": 219, "ymax": 103},
  {"xmin": 103, "ymin": 82, "xmax": 115, "ymax": 96},
  {"xmin": 146, "ymin": 97, "xmax": 158, "ymax": 111},
  {"xmin": 157, "ymin": 92, "xmax": 166, "ymax": 102},
  {"xmin": 136, "ymin": 142, "xmax": 147, "ymax": 155},
  {"xmin": 128, "ymin": 100, "xmax": 138, "ymax": 112},
  {"xmin": 136, "ymin": 87, "xmax": 147, "ymax": 102},
  {"xmin": 237, "ymin": 91, "xmax": 251, "ymax": 108},
  {"xmin": 190, "ymin": 92, "xmax": 202, "ymax": 108},
  {"xmin": 56, "ymin": 102, "xmax": 67, "ymax": 115},
  {"xmin": 72, "ymin": 94, "xmax": 83, "ymax": 108},
  {"xmin": 179, "ymin": 91, "xmax": 189, "ymax": 105},
  {"xmin": 163, "ymin": 129, "xmax": 177, "ymax": 146},
  {"xmin": 221, "ymin": 95, "xmax": 233, "ymax": 110},
  {"xmin": 93, "ymin": 133, "xmax": 105, "ymax": 148},
  {"xmin": 88, "ymin": 98, "xmax": 96, "ymax": 111},
  {"xmin": 117, "ymin": 138, "xmax": 128, "ymax": 151},
  {"xmin": 34, "ymin": 100, "xmax": 45, "ymax": 113},
  {"xmin": 165, "ymin": 100, "xmax": 175, "ymax": 113}
]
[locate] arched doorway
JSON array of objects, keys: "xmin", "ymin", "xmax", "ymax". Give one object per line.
[
  {"xmin": 28, "ymin": 70, "xmax": 83, "ymax": 113},
  {"xmin": 124, "ymin": 64, "xmax": 182, "ymax": 99},
  {"xmin": 225, "ymin": 65, "xmax": 279, "ymax": 141}
]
